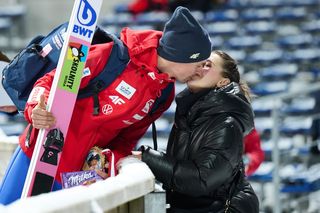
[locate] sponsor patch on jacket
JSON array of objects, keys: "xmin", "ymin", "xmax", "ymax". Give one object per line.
[
  {"xmin": 133, "ymin": 113, "xmax": 144, "ymax": 121},
  {"xmin": 142, "ymin": 99, "xmax": 155, "ymax": 113},
  {"xmin": 115, "ymin": 80, "xmax": 136, "ymax": 100},
  {"xmin": 40, "ymin": 43, "xmax": 53, "ymax": 57},
  {"xmin": 82, "ymin": 67, "xmax": 91, "ymax": 78},
  {"xmin": 27, "ymin": 87, "xmax": 45, "ymax": 103},
  {"xmin": 102, "ymin": 104, "xmax": 113, "ymax": 115},
  {"xmin": 123, "ymin": 120, "xmax": 134, "ymax": 125}
]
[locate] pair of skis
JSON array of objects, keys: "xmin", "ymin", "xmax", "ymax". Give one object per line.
[{"xmin": 21, "ymin": 0, "xmax": 103, "ymax": 197}]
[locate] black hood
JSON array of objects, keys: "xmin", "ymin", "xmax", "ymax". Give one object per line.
[{"xmin": 176, "ymin": 83, "xmax": 254, "ymax": 135}]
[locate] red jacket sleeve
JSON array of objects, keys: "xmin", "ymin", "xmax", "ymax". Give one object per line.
[{"xmin": 244, "ymin": 128, "xmax": 264, "ymax": 176}]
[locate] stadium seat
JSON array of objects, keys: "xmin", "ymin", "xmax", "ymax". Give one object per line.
[
  {"xmin": 275, "ymin": 7, "xmax": 307, "ymax": 20},
  {"xmin": 205, "ymin": 9, "xmax": 238, "ymax": 22},
  {"xmin": 240, "ymin": 8, "xmax": 273, "ymax": 21},
  {"xmin": 289, "ymin": 48, "xmax": 320, "ymax": 62},
  {"xmin": 249, "ymin": 0, "xmax": 284, "ymax": 8},
  {"xmin": 281, "ymin": 163, "xmax": 320, "ymax": 193},
  {"xmin": 226, "ymin": 35, "xmax": 262, "ymax": 49},
  {"xmin": 302, "ymin": 20, "xmax": 320, "ymax": 33},
  {"xmin": 261, "ymin": 137, "xmax": 293, "ymax": 156},
  {"xmin": 276, "ymin": 24, "xmax": 301, "ymax": 36},
  {"xmin": 280, "ymin": 117, "xmax": 313, "ymax": 135},
  {"xmin": 245, "ymin": 21, "xmax": 276, "ymax": 34},
  {"xmin": 255, "ymin": 117, "xmax": 274, "ymax": 133},
  {"xmin": 282, "ymin": 97, "xmax": 315, "ymax": 115},
  {"xmin": 252, "ymin": 98, "xmax": 281, "ymax": 116},
  {"xmin": 260, "ymin": 63, "xmax": 298, "ymax": 80},
  {"xmin": 205, "ymin": 21, "xmax": 238, "ymax": 36},
  {"xmin": 277, "ymin": 33, "xmax": 313, "ymax": 48},
  {"xmin": 224, "ymin": 50, "xmax": 246, "ymax": 62},
  {"xmin": 289, "ymin": 0, "xmax": 320, "ymax": 7},
  {"xmin": 246, "ymin": 49, "xmax": 283, "ymax": 64},
  {"xmin": 251, "ymin": 81, "xmax": 288, "ymax": 96}
]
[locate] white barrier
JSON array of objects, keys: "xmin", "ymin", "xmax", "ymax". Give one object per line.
[{"xmin": 3, "ymin": 159, "xmax": 156, "ymax": 213}]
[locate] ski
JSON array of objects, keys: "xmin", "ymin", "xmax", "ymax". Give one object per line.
[{"xmin": 21, "ymin": 0, "xmax": 103, "ymax": 197}]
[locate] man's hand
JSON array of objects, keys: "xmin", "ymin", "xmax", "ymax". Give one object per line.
[{"xmin": 31, "ymin": 94, "xmax": 56, "ymax": 129}]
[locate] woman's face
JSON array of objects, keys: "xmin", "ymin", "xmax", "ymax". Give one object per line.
[{"xmin": 187, "ymin": 52, "xmax": 229, "ymax": 93}]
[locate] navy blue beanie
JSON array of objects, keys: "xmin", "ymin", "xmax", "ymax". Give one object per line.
[{"xmin": 158, "ymin": 6, "xmax": 212, "ymax": 63}]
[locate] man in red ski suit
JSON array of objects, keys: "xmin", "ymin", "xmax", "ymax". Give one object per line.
[
  {"xmin": 244, "ymin": 128, "xmax": 264, "ymax": 176},
  {"xmin": 0, "ymin": 6, "xmax": 212, "ymax": 205}
]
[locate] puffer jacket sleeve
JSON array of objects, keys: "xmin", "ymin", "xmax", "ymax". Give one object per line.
[{"xmin": 142, "ymin": 117, "xmax": 243, "ymax": 197}]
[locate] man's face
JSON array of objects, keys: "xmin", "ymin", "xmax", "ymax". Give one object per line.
[{"xmin": 171, "ymin": 60, "xmax": 206, "ymax": 83}]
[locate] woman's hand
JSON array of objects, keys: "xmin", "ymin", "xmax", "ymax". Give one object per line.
[
  {"xmin": 131, "ymin": 151, "xmax": 142, "ymax": 160},
  {"xmin": 31, "ymin": 94, "xmax": 56, "ymax": 129}
]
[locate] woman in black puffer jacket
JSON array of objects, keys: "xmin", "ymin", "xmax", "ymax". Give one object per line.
[{"xmin": 139, "ymin": 50, "xmax": 259, "ymax": 213}]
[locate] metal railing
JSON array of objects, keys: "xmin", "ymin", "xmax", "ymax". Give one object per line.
[{"xmin": 257, "ymin": 83, "xmax": 320, "ymax": 213}]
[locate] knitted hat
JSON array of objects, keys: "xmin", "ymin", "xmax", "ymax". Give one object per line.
[{"xmin": 158, "ymin": 6, "xmax": 211, "ymax": 63}]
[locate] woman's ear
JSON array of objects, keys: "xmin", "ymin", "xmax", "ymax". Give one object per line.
[{"xmin": 217, "ymin": 78, "xmax": 230, "ymax": 87}]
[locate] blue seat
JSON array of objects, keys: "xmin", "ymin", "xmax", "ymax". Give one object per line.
[
  {"xmin": 276, "ymin": 24, "xmax": 301, "ymax": 36},
  {"xmin": 282, "ymin": 97, "xmax": 315, "ymax": 115},
  {"xmin": 226, "ymin": 35, "xmax": 262, "ymax": 49},
  {"xmin": 224, "ymin": 50, "xmax": 246, "ymax": 62},
  {"xmin": 277, "ymin": 33, "xmax": 313, "ymax": 48},
  {"xmin": 249, "ymin": 0, "xmax": 284, "ymax": 8},
  {"xmin": 275, "ymin": 7, "xmax": 307, "ymax": 20},
  {"xmin": 261, "ymin": 137, "xmax": 293, "ymax": 156},
  {"xmin": 254, "ymin": 117, "xmax": 274, "ymax": 133},
  {"xmin": 280, "ymin": 117, "xmax": 313, "ymax": 135},
  {"xmin": 260, "ymin": 63, "xmax": 298, "ymax": 80},
  {"xmin": 281, "ymin": 164, "xmax": 320, "ymax": 193},
  {"xmin": 246, "ymin": 49, "xmax": 283, "ymax": 64},
  {"xmin": 205, "ymin": 9, "xmax": 238, "ymax": 22},
  {"xmin": 248, "ymin": 162, "xmax": 273, "ymax": 182},
  {"xmin": 251, "ymin": 81, "xmax": 288, "ymax": 96},
  {"xmin": 252, "ymin": 98, "xmax": 277, "ymax": 115},
  {"xmin": 206, "ymin": 21, "xmax": 238, "ymax": 36},
  {"xmin": 302, "ymin": 20, "xmax": 320, "ymax": 33},
  {"xmin": 240, "ymin": 8, "xmax": 273, "ymax": 21},
  {"xmin": 135, "ymin": 11, "xmax": 169, "ymax": 25},
  {"xmin": 245, "ymin": 21, "xmax": 276, "ymax": 34},
  {"xmin": 288, "ymin": 0, "xmax": 320, "ymax": 7},
  {"xmin": 289, "ymin": 48, "xmax": 320, "ymax": 62}
]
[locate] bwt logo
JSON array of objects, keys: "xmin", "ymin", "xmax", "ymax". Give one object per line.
[
  {"xmin": 73, "ymin": 0, "xmax": 96, "ymax": 38},
  {"xmin": 77, "ymin": 0, "xmax": 96, "ymax": 26}
]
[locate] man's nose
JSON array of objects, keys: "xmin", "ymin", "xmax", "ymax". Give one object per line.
[{"xmin": 195, "ymin": 66, "xmax": 205, "ymax": 77}]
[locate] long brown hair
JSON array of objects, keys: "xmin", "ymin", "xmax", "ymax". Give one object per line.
[
  {"xmin": 0, "ymin": 51, "xmax": 10, "ymax": 63},
  {"xmin": 214, "ymin": 50, "xmax": 252, "ymax": 102}
]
